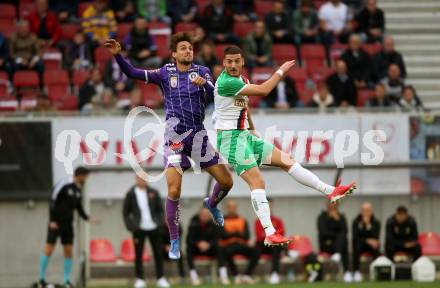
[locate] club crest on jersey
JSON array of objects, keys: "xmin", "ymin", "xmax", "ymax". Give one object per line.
[
  {"xmin": 189, "ymin": 72, "xmax": 198, "ymax": 81},
  {"xmin": 170, "ymin": 76, "xmax": 178, "ymax": 88}
]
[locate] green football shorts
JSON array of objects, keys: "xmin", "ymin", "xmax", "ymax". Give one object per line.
[{"xmin": 217, "ymin": 129, "xmax": 274, "ymax": 175}]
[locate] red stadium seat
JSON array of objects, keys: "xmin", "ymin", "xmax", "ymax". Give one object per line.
[
  {"xmin": 251, "ymin": 67, "xmax": 274, "ymax": 83},
  {"xmin": 19, "ymin": 94, "xmax": 37, "ymax": 110},
  {"xmin": 13, "ymin": 71, "xmax": 39, "ymax": 89},
  {"xmin": 0, "ymin": 72, "xmax": 8, "ymax": 97},
  {"xmin": 94, "ymin": 46, "xmax": 112, "ymax": 70},
  {"xmin": 0, "ymin": 4, "xmax": 16, "ymax": 19},
  {"xmin": 300, "ymin": 44, "xmax": 326, "ymax": 73},
  {"xmin": 0, "ymin": 23, "xmax": 16, "ymax": 38},
  {"xmin": 419, "ymin": 232, "xmax": 440, "ymax": 256},
  {"xmin": 175, "ymin": 22, "xmax": 199, "ymax": 33},
  {"xmin": 42, "ymin": 48, "xmax": 63, "ymax": 70},
  {"xmin": 357, "ymin": 88, "xmax": 374, "ymax": 106},
  {"xmin": 18, "ymin": 2, "xmax": 34, "ymax": 18},
  {"xmin": 60, "ymin": 24, "xmax": 81, "ymax": 41},
  {"xmin": 44, "ymin": 70, "xmax": 69, "ymax": 101},
  {"xmin": 152, "ymin": 35, "xmax": 171, "ymax": 58},
  {"xmin": 363, "ymin": 43, "xmax": 381, "ymax": 57},
  {"xmin": 215, "ymin": 44, "xmax": 230, "ymax": 61},
  {"xmin": 272, "ymin": 44, "xmax": 297, "ymax": 65},
  {"xmin": 287, "ymin": 67, "xmax": 307, "ymax": 93},
  {"xmin": 72, "ymin": 69, "xmax": 91, "ymax": 91},
  {"xmin": 330, "ymin": 43, "xmax": 348, "ymax": 64},
  {"xmin": 288, "ymin": 235, "xmax": 314, "ymax": 258},
  {"xmin": 255, "ymin": 1, "xmax": 273, "ymax": 19},
  {"xmin": 147, "ymin": 22, "xmax": 169, "ymax": 30},
  {"xmin": 138, "ymin": 83, "xmax": 163, "ymax": 108},
  {"xmin": 195, "ymin": 0, "xmax": 210, "ymax": 15},
  {"xmin": 309, "ymin": 66, "xmax": 335, "ymax": 83},
  {"xmin": 58, "ymin": 94, "xmax": 78, "ymax": 111},
  {"xmin": 117, "ymin": 23, "xmax": 132, "ymax": 41},
  {"xmin": 233, "ymin": 22, "xmax": 255, "ymax": 38},
  {"xmin": 90, "ymin": 239, "xmax": 117, "ymax": 263},
  {"xmin": 120, "ymin": 238, "xmax": 152, "ymax": 262},
  {"xmin": 0, "ymin": 96, "xmax": 18, "ymax": 111}
]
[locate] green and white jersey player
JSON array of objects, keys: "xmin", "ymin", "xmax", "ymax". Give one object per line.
[{"xmin": 213, "ymin": 45, "xmax": 356, "ymax": 247}]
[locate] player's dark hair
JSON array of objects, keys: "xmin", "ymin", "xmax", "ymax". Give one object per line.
[
  {"xmin": 170, "ymin": 32, "xmax": 193, "ymax": 52},
  {"xmin": 224, "ymin": 45, "xmax": 243, "ymax": 57},
  {"xmin": 396, "ymin": 205, "xmax": 408, "ymax": 214},
  {"xmin": 74, "ymin": 166, "xmax": 90, "ymax": 177}
]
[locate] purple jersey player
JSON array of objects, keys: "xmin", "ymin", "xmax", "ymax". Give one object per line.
[{"xmin": 104, "ymin": 33, "xmax": 233, "ymax": 260}]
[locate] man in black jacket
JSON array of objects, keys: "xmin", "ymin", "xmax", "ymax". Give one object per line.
[
  {"xmin": 123, "ymin": 175, "xmax": 170, "ymax": 288},
  {"xmin": 317, "ymin": 202, "xmax": 351, "ymax": 282},
  {"xmin": 351, "ymin": 202, "xmax": 381, "ymax": 282},
  {"xmin": 265, "ymin": 0, "xmax": 292, "ymax": 43},
  {"xmin": 355, "ymin": 0, "xmax": 385, "ymax": 43},
  {"xmin": 38, "ymin": 167, "xmax": 97, "ymax": 288},
  {"xmin": 186, "ymin": 207, "xmax": 225, "ymax": 285},
  {"xmin": 385, "ymin": 206, "xmax": 421, "ymax": 262},
  {"xmin": 326, "ymin": 59, "xmax": 357, "ymax": 107},
  {"xmin": 372, "ymin": 36, "xmax": 406, "ymax": 81},
  {"xmin": 341, "ymin": 34, "xmax": 371, "ymax": 89}
]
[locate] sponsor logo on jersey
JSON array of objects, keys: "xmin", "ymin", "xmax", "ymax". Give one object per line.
[
  {"xmin": 170, "ymin": 76, "xmax": 178, "ymax": 88},
  {"xmin": 169, "ymin": 141, "xmax": 184, "ymax": 153},
  {"xmin": 234, "ymin": 99, "xmax": 247, "ymax": 108}
]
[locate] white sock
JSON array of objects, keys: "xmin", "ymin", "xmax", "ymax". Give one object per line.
[
  {"xmin": 251, "ymin": 189, "xmax": 276, "ymax": 236},
  {"xmin": 219, "ymin": 266, "xmax": 228, "ymax": 279},
  {"xmin": 288, "ymin": 163, "xmax": 334, "ymax": 195},
  {"xmin": 190, "ymin": 269, "xmax": 199, "ymax": 280}
]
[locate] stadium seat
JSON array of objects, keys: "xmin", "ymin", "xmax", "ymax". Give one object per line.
[
  {"xmin": 60, "ymin": 24, "xmax": 81, "ymax": 41},
  {"xmin": 255, "ymin": 1, "xmax": 273, "ymax": 19},
  {"xmin": 72, "ymin": 69, "xmax": 91, "ymax": 91},
  {"xmin": 330, "ymin": 43, "xmax": 348, "ymax": 64},
  {"xmin": 42, "ymin": 48, "xmax": 63, "ymax": 70},
  {"xmin": 138, "ymin": 83, "xmax": 163, "ymax": 108},
  {"xmin": 90, "ymin": 239, "xmax": 117, "ymax": 263},
  {"xmin": 233, "ymin": 21, "xmax": 255, "ymax": 38},
  {"xmin": 419, "ymin": 232, "xmax": 440, "ymax": 256},
  {"xmin": 288, "ymin": 235, "xmax": 314, "ymax": 258},
  {"xmin": 13, "ymin": 71, "xmax": 39, "ymax": 89},
  {"xmin": 18, "ymin": 2, "xmax": 34, "ymax": 18},
  {"xmin": 0, "ymin": 96, "xmax": 18, "ymax": 111},
  {"xmin": 215, "ymin": 44, "xmax": 230, "ymax": 61},
  {"xmin": 147, "ymin": 22, "xmax": 169, "ymax": 30},
  {"xmin": 300, "ymin": 44, "xmax": 327, "ymax": 73},
  {"xmin": 120, "ymin": 238, "xmax": 152, "ymax": 262},
  {"xmin": 0, "ymin": 72, "xmax": 8, "ymax": 97},
  {"xmin": 357, "ymin": 88, "xmax": 374, "ymax": 106},
  {"xmin": 152, "ymin": 35, "xmax": 171, "ymax": 58},
  {"xmin": 44, "ymin": 70, "xmax": 70, "ymax": 101},
  {"xmin": 272, "ymin": 44, "xmax": 297, "ymax": 65},
  {"xmin": 94, "ymin": 46, "xmax": 113, "ymax": 71},
  {"xmin": 58, "ymin": 94, "xmax": 78, "ymax": 111},
  {"xmin": 117, "ymin": 23, "xmax": 132, "ymax": 41},
  {"xmin": 0, "ymin": 4, "xmax": 16, "ymax": 26},
  {"xmin": 175, "ymin": 22, "xmax": 199, "ymax": 33},
  {"xmin": 195, "ymin": 0, "xmax": 210, "ymax": 15},
  {"xmin": 287, "ymin": 67, "xmax": 307, "ymax": 94},
  {"xmin": 0, "ymin": 23, "xmax": 16, "ymax": 38},
  {"xmin": 363, "ymin": 43, "xmax": 382, "ymax": 57},
  {"xmin": 308, "ymin": 66, "xmax": 334, "ymax": 83},
  {"xmin": 19, "ymin": 94, "xmax": 37, "ymax": 110}
]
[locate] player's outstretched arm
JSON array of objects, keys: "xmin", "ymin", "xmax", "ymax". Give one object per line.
[
  {"xmin": 103, "ymin": 39, "xmax": 146, "ymax": 81},
  {"xmin": 239, "ymin": 60, "xmax": 296, "ymax": 97}
]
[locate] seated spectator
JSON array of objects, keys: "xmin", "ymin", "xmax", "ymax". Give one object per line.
[
  {"xmin": 254, "ymin": 198, "xmax": 285, "ymax": 285},
  {"xmin": 242, "ymin": 21, "xmax": 273, "ymax": 69},
  {"xmin": 104, "ymin": 50, "xmax": 135, "ymax": 93},
  {"xmin": 125, "ymin": 17, "xmax": 161, "ymax": 68},
  {"xmin": 83, "ymin": 88, "xmax": 117, "ymax": 112},
  {"xmin": 192, "ymin": 26, "xmax": 207, "ymax": 50},
  {"xmin": 265, "ymin": 76, "xmax": 299, "ymax": 109},
  {"xmin": 28, "ymin": 92, "xmax": 56, "ymax": 112},
  {"xmin": 220, "ymin": 200, "xmax": 260, "ymax": 285},
  {"xmin": 318, "ymin": 0, "xmax": 351, "ymax": 45},
  {"xmin": 341, "ymin": 34, "xmax": 371, "ymax": 88},
  {"xmin": 399, "ymin": 85, "xmax": 423, "ymax": 110},
  {"xmin": 293, "ymin": 0, "xmax": 319, "ymax": 44},
  {"xmin": 186, "ymin": 207, "xmax": 226, "ymax": 286},
  {"xmin": 385, "ymin": 206, "xmax": 421, "ymax": 262},
  {"xmin": 122, "ymin": 88, "xmax": 144, "ymax": 111},
  {"xmin": 373, "ymin": 36, "xmax": 406, "ymax": 81},
  {"xmin": 366, "ymin": 83, "xmax": 392, "ymax": 107},
  {"xmin": 308, "ymin": 82, "xmax": 336, "ymax": 110},
  {"xmin": 137, "ymin": 0, "xmax": 171, "ymax": 23},
  {"xmin": 9, "ymin": 20, "xmax": 44, "ymax": 75},
  {"xmin": 202, "ymin": 0, "xmax": 238, "ymax": 44},
  {"xmin": 167, "ymin": 0, "xmax": 197, "ymax": 26},
  {"xmin": 381, "ymin": 64, "xmax": 404, "ymax": 102},
  {"xmin": 225, "ymin": 0, "xmax": 256, "ymax": 22},
  {"xmin": 326, "ymin": 59, "xmax": 357, "ymax": 107},
  {"xmin": 78, "ymin": 67, "xmax": 105, "ymax": 110},
  {"xmin": 318, "ymin": 202, "xmax": 351, "ymax": 282},
  {"xmin": 110, "ymin": 0, "xmax": 135, "ymax": 23},
  {"xmin": 355, "ymin": 0, "xmax": 385, "ymax": 43},
  {"xmin": 265, "ymin": 0, "xmax": 292, "ymax": 43},
  {"xmin": 26, "ymin": 0, "xmax": 62, "ymax": 48},
  {"xmin": 67, "ymin": 31, "xmax": 93, "ymax": 70},
  {"xmin": 195, "ymin": 41, "xmax": 220, "ymax": 72},
  {"xmin": 0, "ymin": 32, "xmax": 8, "ymax": 72},
  {"xmin": 82, "ymin": 0, "xmax": 117, "ymax": 45},
  {"xmin": 49, "ymin": 0, "xmax": 79, "ymax": 23},
  {"xmin": 351, "ymin": 202, "xmax": 381, "ymax": 283}
]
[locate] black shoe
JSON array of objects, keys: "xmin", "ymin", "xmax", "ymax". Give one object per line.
[
  {"xmin": 64, "ymin": 282, "xmax": 74, "ymax": 288},
  {"xmin": 37, "ymin": 279, "xmax": 47, "ymax": 288}
]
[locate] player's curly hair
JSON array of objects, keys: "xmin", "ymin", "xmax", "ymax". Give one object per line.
[{"xmin": 170, "ymin": 32, "xmax": 193, "ymax": 52}]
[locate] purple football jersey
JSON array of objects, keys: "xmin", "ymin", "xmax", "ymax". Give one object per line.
[{"xmin": 143, "ymin": 63, "xmax": 214, "ymax": 133}]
